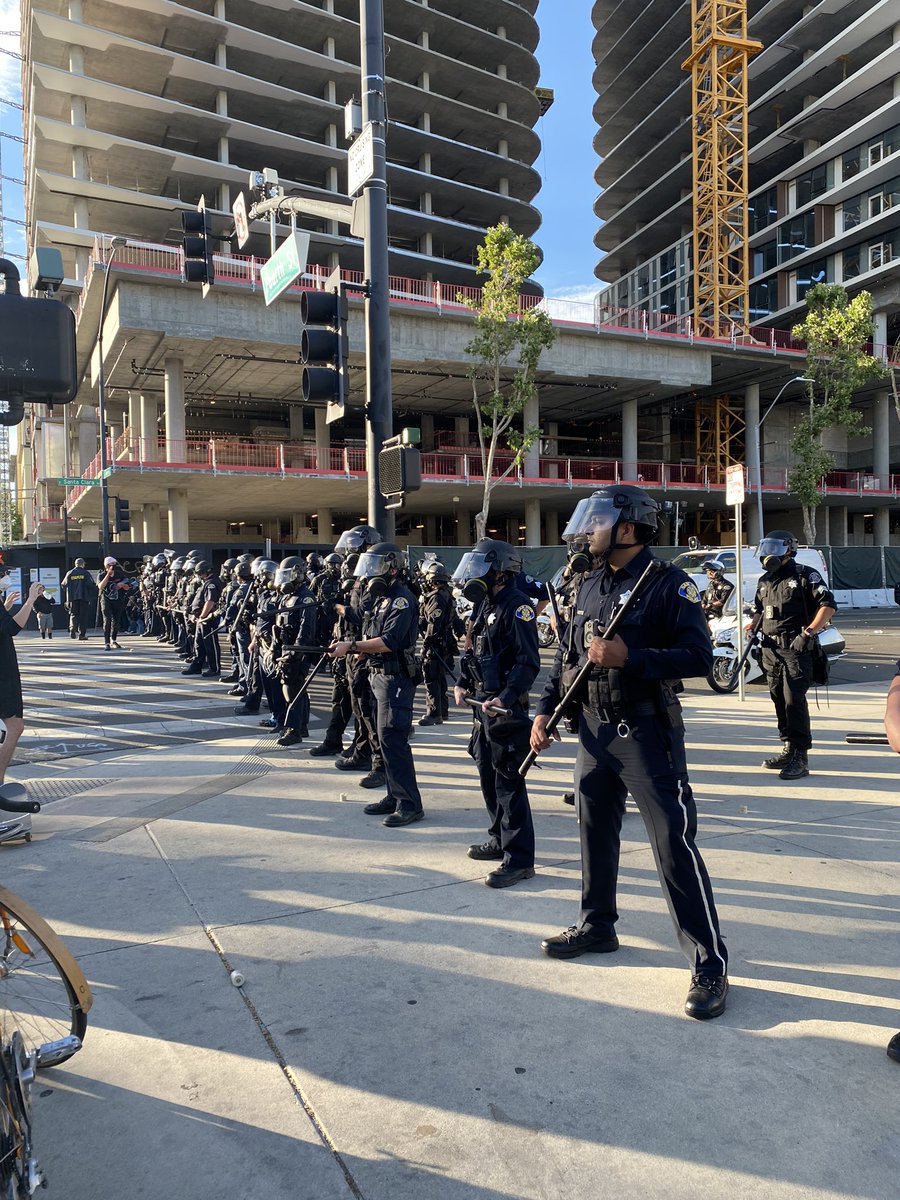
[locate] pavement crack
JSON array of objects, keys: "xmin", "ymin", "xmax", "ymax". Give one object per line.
[{"xmin": 144, "ymin": 826, "xmax": 366, "ymax": 1200}]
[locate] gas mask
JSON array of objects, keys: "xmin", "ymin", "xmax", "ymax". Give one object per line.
[
  {"xmin": 760, "ymin": 555, "xmax": 784, "ymax": 576},
  {"xmin": 461, "ymin": 575, "xmax": 491, "ymax": 605},
  {"xmin": 365, "ymin": 575, "xmax": 391, "ymax": 600},
  {"xmin": 567, "ymin": 541, "xmax": 592, "ymax": 575}
]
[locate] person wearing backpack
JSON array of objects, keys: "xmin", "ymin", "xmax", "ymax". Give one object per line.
[{"xmin": 753, "ymin": 531, "xmax": 837, "ymax": 780}]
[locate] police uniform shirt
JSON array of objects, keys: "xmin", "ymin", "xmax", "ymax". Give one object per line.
[
  {"xmin": 278, "ymin": 587, "xmax": 318, "ymax": 646},
  {"xmin": 420, "ymin": 587, "xmax": 454, "ymax": 641},
  {"xmin": 704, "ymin": 578, "xmax": 734, "ymax": 608},
  {"xmin": 517, "ymin": 574, "xmax": 548, "ymax": 605},
  {"xmin": 255, "ymin": 589, "xmax": 279, "ymax": 640},
  {"xmin": 465, "ymin": 583, "xmax": 541, "ymax": 708},
  {"xmin": 199, "ymin": 575, "xmax": 222, "ymax": 612},
  {"xmin": 753, "ymin": 561, "xmax": 836, "ymax": 639},
  {"xmin": 369, "ymin": 581, "xmax": 419, "ymax": 655},
  {"xmin": 536, "ymin": 547, "xmax": 713, "ymax": 717}
]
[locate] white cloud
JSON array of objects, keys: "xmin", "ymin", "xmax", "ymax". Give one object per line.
[
  {"xmin": 0, "ymin": 0, "xmax": 21, "ymax": 104},
  {"xmin": 544, "ymin": 284, "xmax": 599, "ymax": 305}
]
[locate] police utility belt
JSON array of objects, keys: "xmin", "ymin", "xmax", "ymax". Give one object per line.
[
  {"xmin": 762, "ymin": 630, "xmax": 801, "ymax": 649},
  {"xmin": 368, "ymin": 648, "xmax": 419, "ymax": 679}
]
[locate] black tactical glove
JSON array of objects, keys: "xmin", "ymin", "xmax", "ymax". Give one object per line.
[{"xmin": 790, "ymin": 632, "xmax": 810, "ymax": 652}]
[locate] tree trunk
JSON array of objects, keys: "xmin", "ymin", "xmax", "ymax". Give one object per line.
[
  {"xmin": 801, "ymin": 504, "xmax": 817, "ymax": 545},
  {"xmin": 474, "ymin": 509, "xmax": 488, "ymax": 542}
]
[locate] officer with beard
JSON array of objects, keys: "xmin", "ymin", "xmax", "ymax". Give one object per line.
[
  {"xmin": 753, "ymin": 530, "xmax": 836, "ymax": 780},
  {"xmin": 529, "ymin": 485, "xmax": 729, "ymax": 1021},
  {"xmin": 453, "ymin": 540, "xmax": 540, "ymax": 887},
  {"xmin": 330, "ymin": 543, "xmax": 424, "ymax": 827}
]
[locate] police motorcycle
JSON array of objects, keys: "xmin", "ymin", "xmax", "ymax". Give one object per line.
[{"xmin": 706, "ymin": 599, "xmax": 845, "ymax": 693}]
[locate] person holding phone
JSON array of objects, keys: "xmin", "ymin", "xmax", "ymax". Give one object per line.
[{"xmin": 0, "ymin": 570, "xmax": 44, "ymax": 784}]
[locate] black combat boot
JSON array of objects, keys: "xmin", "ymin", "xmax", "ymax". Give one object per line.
[
  {"xmin": 779, "ymin": 747, "xmax": 809, "ymax": 780},
  {"xmin": 763, "ymin": 742, "xmax": 792, "ymax": 770}
]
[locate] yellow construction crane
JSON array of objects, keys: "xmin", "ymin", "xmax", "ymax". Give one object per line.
[{"xmin": 683, "ymin": 1, "xmax": 762, "ymax": 338}]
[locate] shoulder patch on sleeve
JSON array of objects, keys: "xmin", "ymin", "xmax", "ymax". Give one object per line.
[
  {"xmin": 302, "ymin": 595, "xmax": 315, "ymax": 604},
  {"xmin": 678, "ymin": 581, "xmax": 701, "ymax": 604},
  {"xmin": 393, "ymin": 596, "xmax": 409, "ymax": 610},
  {"xmin": 808, "ymin": 571, "xmax": 822, "ymax": 584},
  {"xmin": 515, "ymin": 604, "xmax": 535, "ymax": 622}
]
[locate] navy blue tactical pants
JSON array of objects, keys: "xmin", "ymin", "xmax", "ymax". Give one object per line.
[
  {"xmin": 371, "ymin": 673, "xmax": 422, "ymax": 816},
  {"xmin": 468, "ymin": 714, "xmax": 534, "ymax": 869},
  {"xmin": 575, "ymin": 709, "xmax": 727, "ymax": 976},
  {"xmin": 760, "ymin": 646, "xmax": 812, "ymax": 751}
]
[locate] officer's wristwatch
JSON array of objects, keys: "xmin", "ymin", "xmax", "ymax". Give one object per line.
[
  {"xmin": 349, "ymin": 639, "xmax": 358, "ymax": 654},
  {"xmin": 803, "ymin": 626, "xmax": 815, "ymax": 638}
]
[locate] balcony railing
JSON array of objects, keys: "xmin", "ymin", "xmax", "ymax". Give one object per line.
[
  {"xmin": 75, "ymin": 234, "xmax": 883, "ymax": 357},
  {"xmin": 57, "ymin": 434, "xmax": 900, "ymax": 504}
]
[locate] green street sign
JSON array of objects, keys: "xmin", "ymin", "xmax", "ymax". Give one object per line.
[
  {"xmin": 56, "ymin": 477, "xmax": 101, "ymax": 487},
  {"xmin": 260, "ymin": 231, "xmax": 311, "ymax": 306}
]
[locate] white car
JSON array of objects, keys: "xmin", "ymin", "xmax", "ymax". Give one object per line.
[{"xmin": 672, "ymin": 546, "xmax": 829, "ymax": 605}]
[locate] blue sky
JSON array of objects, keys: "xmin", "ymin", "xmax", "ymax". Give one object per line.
[
  {"xmin": 533, "ymin": 1, "xmax": 600, "ymax": 301},
  {"xmin": 0, "ymin": 1, "xmax": 599, "ymax": 294}
]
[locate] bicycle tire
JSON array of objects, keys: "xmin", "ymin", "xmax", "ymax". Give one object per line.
[
  {"xmin": 0, "ymin": 886, "xmax": 92, "ymax": 1068},
  {"xmin": 0, "ymin": 1032, "xmax": 41, "ymax": 1198}
]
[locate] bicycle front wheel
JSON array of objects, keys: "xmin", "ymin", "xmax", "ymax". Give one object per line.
[{"xmin": 0, "ymin": 887, "xmax": 92, "ymax": 1068}]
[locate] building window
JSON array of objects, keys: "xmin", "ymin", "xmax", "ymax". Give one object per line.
[
  {"xmin": 843, "ymin": 244, "xmax": 861, "ymax": 279},
  {"xmin": 843, "ymin": 146, "xmax": 861, "ymax": 181},
  {"xmin": 749, "ymin": 278, "xmax": 778, "ymax": 319},
  {"xmin": 749, "ymin": 186, "xmax": 778, "ymax": 235},
  {"xmin": 797, "ymin": 259, "xmax": 829, "ymax": 300},
  {"xmin": 777, "ymin": 212, "xmax": 815, "ymax": 262},
  {"xmin": 752, "ymin": 240, "xmax": 777, "ymax": 276},
  {"xmin": 796, "ymin": 163, "xmax": 831, "ymax": 207},
  {"xmin": 659, "ymin": 248, "xmax": 677, "ymax": 289},
  {"xmin": 870, "ymin": 242, "xmax": 893, "ymax": 270}
]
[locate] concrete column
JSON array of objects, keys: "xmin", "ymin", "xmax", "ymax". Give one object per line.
[
  {"xmin": 164, "ymin": 356, "xmax": 185, "ymax": 462},
  {"xmin": 456, "ymin": 511, "xmax": 471, "ymax": 546},
  {"xmin": 523, "ymin": 393, "xmax": 540, "ymax": 479},
  {"xmin": 454, "ymin": 416, "xmax": 469, "ymax": 443},
  {"xmin": 317, "ymin": 508, "xmax": 333, "ymax": 542},
  {"xmin": 420, "ymin": 413, "xmax": 435, "ymax": 451},
  {"xmin": 127, "ymin": 392, "xmax": 139, "ymax": 442},
  {"xmin": 77, "ymin": 414, "xmax": 98, "ymax": 471},
  {"xmin": 289, "ymin": 406, "xmax": 305, "ymax": 440},
  {"xmin": 167, "ymin": 488, "xmax": 189, "ymax": 543},
  {"xmin": 142, "ymin": 503, "xmax": 161, "ymax": 542},
  {"xmin": 139, "ymin": 392, "xmax": 158, "ymax": 455},
  {"xmin": 875, "ymin": 310, "xmax": 889, "ymax": 362},
  {"xmin": 874, "ymin": 390, "xmax": 890, "ymax": 485},
  {"xmin": 315, "ymin": 407, "xmax": 330, "ymax": 470},
  {"xmin": 525, "ymin": 498, "xmax": 541, "ymax": 547},
  {"xmin": 832, "ymin": 506, "xmax": 848, "ymax": 546},
  {"xmin": 544, "ymin": 509, "xmax": 559, "ymax": 546},
  {"xmin": 622, "ymin": 399, "xmax": 638, "ymax": 479}
]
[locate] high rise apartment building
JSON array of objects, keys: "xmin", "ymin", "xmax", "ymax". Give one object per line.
[
  {"xmin": 592, "ymin": 0, "xmax": 900, "ymax": 351},
  {"xmin": 23, "ymin": 0, "xmax": 543, "ymax": 287}
]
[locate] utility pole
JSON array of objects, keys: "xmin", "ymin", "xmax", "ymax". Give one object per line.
[{"xmin": 360, "ymin": 0, "xmax": 393, "ymax": 538}]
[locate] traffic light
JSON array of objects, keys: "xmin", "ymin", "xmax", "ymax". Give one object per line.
[
  {"xmin": 300, "ymin": 284, "xmax": 348, "ymax": 424},
  {"xmin": 379, "ymin": 429, "xmax": 422, "ymax": 509},
  {"xmin": 114, "ymin": 497, "xmax": 130, "ymax": 535},
  {"xmin": 181, "ymin": 197, "xmax": 214, "ymax": 293}
]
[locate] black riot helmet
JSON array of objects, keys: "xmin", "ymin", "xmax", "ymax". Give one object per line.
[
  {"xmin": 193, "ymin": 560, "xmax": 213, "ymax": 577},
  {"xmin": 221, "ymin": 557, "xmax": 237, "ymax": 578},
  {"xmin": 235, "ymin": 560, "xmax": 253, "ymax": 580},
  {"xmin": 324, "ymin": 552, "xmax": 342, "ymax": 572},
  {"xmin": 758, "ymin": 530, "xmax": 799, "ymax": 574},
  {"xmin": 452, "ymin": 539, "xmax": 523, "ymax": 605},
  {"xmin": 185, "ymin": 548, "xmax": 202, "ymax": 561},
  {"xmin": 334, "ymin": 525, "xmax": 382, "ymax": 557},
  {"xmin": 306, "ymin": 552, "xmax": 324, "ymax": 573},
  {"xmin": 354, "ymin": 541, "xmax": 407, "ymax": 599},
  {"xmin": 279, "ymin": 555, "xmax": 304, "ymax": 571},
  {"xmin": 236, "ymin": 552, "xmax": 255, "ymax": 565},
  {"xmin": 563, "ymin": 485, "xmax": 659, "ymax": 565},
  {"xmin": 274, "ymin": 564, "xmax": 301, "ymax": 592},
  {"xmin": 152, "ymin": 552, "xmax": 167, "ymax": 567},
  {"xmin": 423, "ymin": 560, "xmax": 451, "ymax": 588},
  {"xmin": 253, "ymin": 558, "xmax": 278, "ymax": 581}
]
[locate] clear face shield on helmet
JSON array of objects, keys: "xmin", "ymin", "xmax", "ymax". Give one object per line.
[
  {"xmin": 274, "ymin": 567, "xmax": 296, "ymax": 592},
  {"xmin": 354, "ymin": 549, "xmax": 401, "ymax": 599},
  {"xmin": 452, "ymin": 552, "xmax": 496, "ymax": 605},
  {"xmin": 562, "ymin": 496, "xmax": 620, "ymax": 543},
  {"xmin": 757, "ymin": 537, "xmax": 791, "ymax": 573}
]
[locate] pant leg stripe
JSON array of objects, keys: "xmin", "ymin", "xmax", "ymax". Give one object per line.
[{"xmin": 675, "ymin": 779, "xmax": 727, "ymax": 975}]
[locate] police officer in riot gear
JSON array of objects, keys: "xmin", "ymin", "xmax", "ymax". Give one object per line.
[
  {"xmin": 273, "ymin": 562, "xmax": 319, "ymax": 747},
  {"xmin": 554, "ymin": 538, "xmax": 593, "ymax": 806},
  {"xmin": 330, "ymin": 543, "xmax": 424, "ymax": 827},
  {"xmin": 753, "ymin": 530, "xmax": 836, "ymax": 780},
  {"xmin": 530, "ymin": 485, "xmax": 729, "ymax": 1020},
  {"xmin": 701, "ymin": 556, "xmax": 735, "ymax": 620},
  {"xmin": 453, "ymin": 540, "xmax": 541, "ymax": 888},
  {"xmin": 418, "ymin": 561, "xmax": 463, "ymax": 725}
]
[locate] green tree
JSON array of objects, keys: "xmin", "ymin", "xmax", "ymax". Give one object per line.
[
  {"xmin": 789, "ymin": 284, "xmax": 884, "ymax": 543},
  {"xmin": 461, "ymin": 224, "xmax": 555, "ymax": 542}
]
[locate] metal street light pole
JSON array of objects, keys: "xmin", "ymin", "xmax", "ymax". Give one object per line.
[
  {"xmin": 96, "ymin": 236, "xmax": 127, "ymax": 554},
  {"xmin": 754, "ymin": 375, "xmax": 813, "ymax": 542},
  {"xmin": 359, "ymin": 0, "xmax": 393, "ymax": 538}
]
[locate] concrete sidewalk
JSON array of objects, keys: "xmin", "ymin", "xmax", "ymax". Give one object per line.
[{"xmin": 5, "ymin": 636, "xmax": 900, "ymax": 1199}]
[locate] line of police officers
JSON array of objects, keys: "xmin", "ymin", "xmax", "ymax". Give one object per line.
[{"xmin": 131, "ymin": 484, "xmax": 840, "ymax": 1021}]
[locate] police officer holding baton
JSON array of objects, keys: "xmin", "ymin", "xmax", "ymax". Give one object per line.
[{"xmin": 529, "ymin": 485, "xmax": 730, "ymax": 1020}]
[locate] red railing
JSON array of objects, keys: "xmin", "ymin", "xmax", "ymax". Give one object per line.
[
  {"xmin": 78, "ymin": 234, "xmax": 886, "ymax": 358},
  {"xmin": 59, "ymin": 433, "xmax": 900, "ymax": 504}
]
